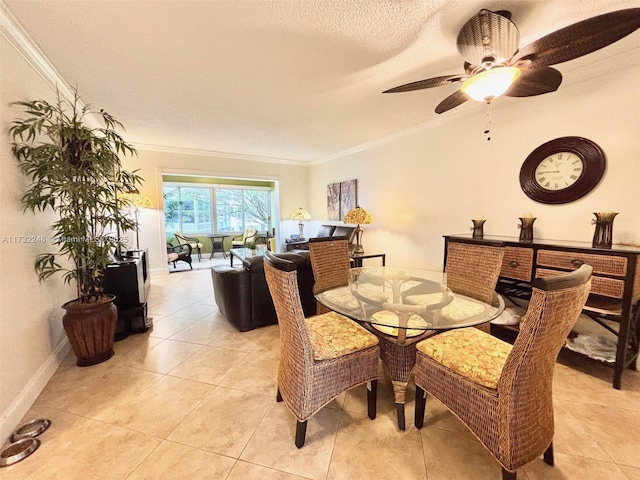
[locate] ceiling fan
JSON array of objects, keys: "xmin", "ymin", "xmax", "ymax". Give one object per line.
[{"xmin": 383, "ymin": 8, "xmax": 640, "ymax": 117}]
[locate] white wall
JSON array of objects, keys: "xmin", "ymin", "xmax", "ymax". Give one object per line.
[
  {"xmin": 0, "ymin": 35, "xmax": 75, "ymax": 442},
  {"xmin": 308, "ymin": 65, "xmax": 640, "ymax": 270}
]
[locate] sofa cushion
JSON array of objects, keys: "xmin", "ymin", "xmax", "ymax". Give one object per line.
[
  {"xmin": 243, "ymin": 252, "xmax": 310, "ymax": 273},
  {"xmin": 332, "ymin": 226, "xmax": 355, "ymax": 243},
  {"xmin": 316, "ymin": 225, "xmax": 336, "ymax": 237}
]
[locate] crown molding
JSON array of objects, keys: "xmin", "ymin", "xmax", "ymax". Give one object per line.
[
  {"xmin": 133, "ymin": 142, "xmax": 308, "ymax": 167},
  {"xmin": 310, "ymin": 102, "xmax": 475, "ymax": 165},
  {"xmin": 312, "ymin": 44, "xmax": 638, "ymax": 165}
]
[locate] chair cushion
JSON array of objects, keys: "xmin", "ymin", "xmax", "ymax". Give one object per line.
[
  {"xmin": 306, "ymin": 311, "xmax": 378, "ymax": 361},
  {"xmin": 405, "ymin": 294, "xmax": 487, "ymax": 321},
  {"xmin": 416, "ymin": 328, "xmax": 512, "ymax": 389},
  {"xmin": 167, "ymin": 252, "xmax": 179, "ymax": 263}
]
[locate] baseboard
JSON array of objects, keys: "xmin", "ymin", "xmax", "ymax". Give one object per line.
[{"xmin": 0, "ymin": 337, "xmax": 70, "ymax": 443}]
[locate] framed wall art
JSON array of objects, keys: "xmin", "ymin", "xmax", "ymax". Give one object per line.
[{"xmin": 327, "ymin": 179, "xmax": 357, "ymax": 221}]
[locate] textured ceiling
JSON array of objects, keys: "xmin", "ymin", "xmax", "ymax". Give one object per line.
[{"xmin": 3, "ymin": 0, "xmax": 639, "ymax": 163}]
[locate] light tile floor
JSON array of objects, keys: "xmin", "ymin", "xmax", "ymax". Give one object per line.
[{"xmin": 3, "ymin": 263, "xmax": 640, "ymax": 480}]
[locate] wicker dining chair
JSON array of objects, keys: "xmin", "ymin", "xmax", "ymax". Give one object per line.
[
  {"xmin": 309, "ymin": 235, "xmax": 433, "ymax": 430},
  {"xmin": 445, "ymin": 241, "xmax": 505, "ymax": 332},
  {"xmin": 413, "ymin": 264, "xmax": 593, "ymax": 480},
  {"xmin": 308, "ymin": 236, "xmax": 352, "ymax": 315},
  {"xmin": 263, "ymin": 250, "xmax": 380, "ymax": 448}
]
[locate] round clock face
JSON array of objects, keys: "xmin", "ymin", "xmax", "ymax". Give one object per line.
[
  {"xmin": 520, "ymin": 137, "xmax": 606, "ymax": 204},
  {"xmin": 533, "ymin": 151, "xmax": 584, "ymax": 191}
]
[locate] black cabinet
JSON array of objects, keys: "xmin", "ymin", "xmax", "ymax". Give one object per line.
[{"xmin": 103, "ymin": 249, "xmax": 151, "ymax": 339}]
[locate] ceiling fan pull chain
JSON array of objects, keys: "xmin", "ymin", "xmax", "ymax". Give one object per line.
[{"xmin": 484, "ymin": 101, "xmax": 492, "ymax": 141}]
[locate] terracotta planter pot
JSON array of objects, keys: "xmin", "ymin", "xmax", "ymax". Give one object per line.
[{"xmin": 62, "ymin": 295, "xmax": 117, "ymax": 366}]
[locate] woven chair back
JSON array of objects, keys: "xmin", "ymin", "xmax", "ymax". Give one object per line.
[
  {"xmin": 308, "ymin": 236, "xmax": 351, "ymax": 294},
  {"xmin": 497, "ymin": 265, "xmax": 592, "ymax": 466},
  {"xmin": 263, "ymin": 252, "xmax": 315, "ymax": 409},
  {"xmin": 445, "ymin": 242, "xmax": 505, "ymax": 304}
]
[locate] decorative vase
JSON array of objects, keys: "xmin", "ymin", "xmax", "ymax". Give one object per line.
[
  {"xmin": 592, "ymin": 212, "xmax": 618, "ymax": 249},
  {"xmin": 471, "ymin": 219, "xmax": 486, "ymax": 239},
  {"xmin": 62, "ymin": 295, "xmax": 117, "ymax": 366},
  {"xmin": 518, "ymin": 217, "xmax": 536, "ymax": 242}
]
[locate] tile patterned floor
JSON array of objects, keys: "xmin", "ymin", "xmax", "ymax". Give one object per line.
[{"xmin": 3, "ymin": 265, "xmax": 640, "ymax": 479}]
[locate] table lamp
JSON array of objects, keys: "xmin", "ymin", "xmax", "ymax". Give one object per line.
[
  {"xmin": 344, "ymin": 206, "xmax": 373, "ymax": 254},
  {"xmin": 291, "ymin": 207, "xmax": 311, "ymax": 239},
  {"xmin": 121, "ymin": 191, "xmax": 154, "ymax": 250}
]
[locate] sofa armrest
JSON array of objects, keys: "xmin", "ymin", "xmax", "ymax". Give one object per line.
[{"xmin": 210, "ymin": 266, "xmax": 253, "ymax": 331}]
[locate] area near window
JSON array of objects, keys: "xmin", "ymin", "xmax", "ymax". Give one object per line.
[{"xmin": 162, "ymin": 175, "xmax": 273, "ymax": 238}]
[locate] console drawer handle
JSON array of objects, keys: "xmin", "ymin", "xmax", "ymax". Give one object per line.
[
  {"xmin": 570, "ymin": 259, "xmax": 585, "ymax": 267},
  {"xmin": 508, "ymin": 261, "xmax": 520, "ymax": 268}
]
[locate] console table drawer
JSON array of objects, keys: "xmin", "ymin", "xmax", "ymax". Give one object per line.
[
  {"xmin": 537, "ymin": 250, "xmax": 627, "ymax": 277},
  {"xmin": 500, "ymin": 247, "xmax": 533, "ymax": 282},
  {"xmin": 536, "ymin": 268, "xmax": 625, "ymax": 298}
]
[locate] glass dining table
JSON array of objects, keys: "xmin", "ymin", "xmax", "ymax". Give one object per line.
[{"xmin": 315, "ymin": 266, "xmax": 505, "ymax": 430}]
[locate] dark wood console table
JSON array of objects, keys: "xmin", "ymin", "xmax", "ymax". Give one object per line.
[{"xmin": 444, "ymin": 235, "xmax": 640, "ymax": 389}]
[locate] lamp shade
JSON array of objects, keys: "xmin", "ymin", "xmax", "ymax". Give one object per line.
[
  {"xmin": 291, "ymin": 207, "xmax": 311, "ymax": 221},
  {"xmin": 121, "ymin": 192, "xmax": 154, "ymax": 210},
  {"xmin": 344, "ymin": 206, "xmax": 373, "ymax": 225},
  {"xmin": 460, "ymin": 67, "xmax": 521, "ymax": 102}
]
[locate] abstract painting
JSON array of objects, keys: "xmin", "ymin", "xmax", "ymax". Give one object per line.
[
  {"xmin": 340, "ymin": 179, "xmax": 357, "ymax": 219},
  {"xmin": 327, "ymin": 182, "xmax": 341, "ymax": 220},
  {"xmin": 327, "ymin": 179, "xmax": 357, "ymax": 220}
]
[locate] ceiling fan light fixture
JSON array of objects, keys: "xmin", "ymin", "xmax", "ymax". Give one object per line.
[{"xmin": 460, "ymin": 67, "xmax": 521, "ymax": 102}]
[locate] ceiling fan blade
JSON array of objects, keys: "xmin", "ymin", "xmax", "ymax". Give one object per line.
[
  {"xmin": 382, "ymin": 74, "xmax": 468, "ymax": 93},
  {"xmin": 435, "ymin": 90, "xmax": 469, "ymax": 114},
  {"xmin": 512, "ymin": 8, "xmax": 640, "ymax": 69},
  {"xmin": 457, "ymin": 9, "xmax": 520, "ymax": 66},
  {"xmin": 504, "ymin": 67, "xmax": 563, "ymax": 97}
]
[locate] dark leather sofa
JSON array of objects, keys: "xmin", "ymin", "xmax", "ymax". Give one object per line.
[
  {"xmin": 285, "ymin": 224, "xmax": 356, "ymax": 251},
  {"xmin": 211, "ymin": 251, "xmax": 317, "ymax": 331}
]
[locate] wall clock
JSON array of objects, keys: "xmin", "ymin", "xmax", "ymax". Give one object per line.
[{"xmin": 519, "ymin": 136, "xmax": 606, "ymax": 204}]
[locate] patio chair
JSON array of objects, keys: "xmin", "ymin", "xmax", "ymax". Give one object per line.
[
  {"xmin": 231, "ymin": 226, "xmax": 258, "ymax": 249},
  {"xmin": 413, "ymin": 265, "xmax": 592, "ymax": 480},
  {"xmin": 174, "ymin": 231, "xmax": 203, "ymax": 261},
  {"xmin": 263, "ymin": 249, "xmax": 380, "ymax": 448},
  {"xmin": 167, "ymin": 242, "xmax": 193, "ymax": 269}
]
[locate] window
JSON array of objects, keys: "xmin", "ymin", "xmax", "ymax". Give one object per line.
[{"xmin": 163, "ymin": 183, "xmax": 271, "ymax": 235}]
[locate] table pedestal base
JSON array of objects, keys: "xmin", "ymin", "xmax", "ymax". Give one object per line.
[{"xmin": 369, "ymin": 327, "xmax": 437, "ymax": 430}]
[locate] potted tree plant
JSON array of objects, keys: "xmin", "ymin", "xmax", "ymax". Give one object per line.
[{"xmin": 10, "ymin": 88, "xmax": 143, "ymax": 366}]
